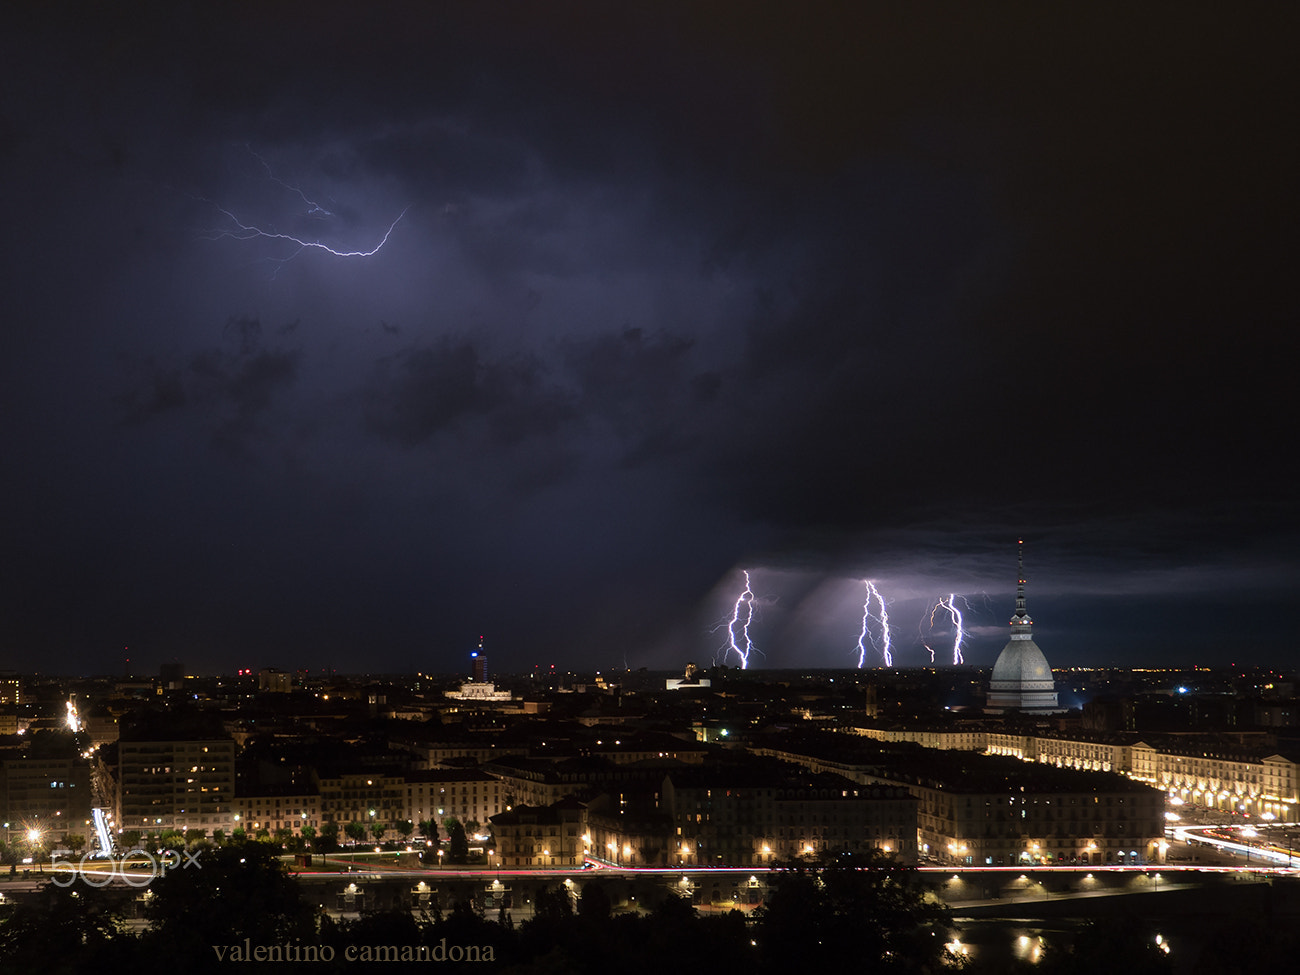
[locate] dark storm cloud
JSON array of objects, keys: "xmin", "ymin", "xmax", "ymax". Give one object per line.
[
  {"xmin": 3, "ymin": 3, "xmax": 1298, "ymax": 673},
  {"xmin": 117, "ymin": 363, "xmax": 188, "ymax": 420},
  {"xmin": 117, "ymin": 315, "xmax": 301, "ymax": 456},
  {"xmin": 560, "ymin": 327, "xmax": 716, "ymax": 468},
  {"xmin": 361, "ymin": 326, "xmax": 722, "ymax": 475},
  {"xmin": 363, "ymin": 339, "xmax": 573, "ymax": 448}
]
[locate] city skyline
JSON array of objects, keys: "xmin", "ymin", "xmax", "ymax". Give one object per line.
[{"xmin": 3, "ymin": 5, "xmax": 1296, "ymax": 674}]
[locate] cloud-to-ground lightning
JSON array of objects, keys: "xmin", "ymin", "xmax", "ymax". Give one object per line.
[
  {"xmin": 856, "ymin": 580, "xmax": 893, "ymax": 667},
  {"xmin": 929, "ymin": 594, "xmax": 968, "ymax": 664},
  {"xmin": 713, "ymin": 570, "xmax": 759, "ymax": 669}
]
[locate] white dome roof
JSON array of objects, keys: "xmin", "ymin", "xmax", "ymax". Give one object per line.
[{"xmin": 990, "ymin": 637, "xmax": 1055, "ymax": 690}]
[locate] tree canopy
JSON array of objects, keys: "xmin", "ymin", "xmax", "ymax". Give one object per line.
[{"xmin": 756, "ymin": 851, "xmax": 953, "ymax": 974}]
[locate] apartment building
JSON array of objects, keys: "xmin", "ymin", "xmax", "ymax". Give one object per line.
[
  {"xmin": 754, "ymin": 732, "xmax": 1166, "ymax": 866},
  {"xmin": 851, "ymin": 722, "xmax": 1299, "ymax": 819},
  {"xmin": 116, "ymin": 737, "xmax": 236, "ymax": 833}
]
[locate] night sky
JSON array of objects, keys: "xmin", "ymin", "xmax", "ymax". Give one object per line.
[{"xmin": 3, "ymin": 4, "xmax": 1296, "ymax": 675}]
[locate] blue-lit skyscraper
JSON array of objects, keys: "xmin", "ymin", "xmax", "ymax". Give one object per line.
[{"xmin": 471, "ymin": 636, "xmax": 488, "ymax": 682}]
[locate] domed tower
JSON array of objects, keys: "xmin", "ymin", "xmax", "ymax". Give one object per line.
[{"xmin": 988, "ymin": 540, "xmax": 1059, "ymax": 712}]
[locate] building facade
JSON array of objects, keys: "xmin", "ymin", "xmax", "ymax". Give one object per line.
[
  {"xmin": 314, "ymin": 771, "xmax": 406, "ymax": 834},
  {"xmin": 489, "ymin": 798, "xmax": 586, "ymax": 867},
  {"xmin": 0, "ymin": 755, "xmax": 93, "ymax": 842},
  {"xmin": 662, "ymin": 770, "xmax": 918, "ymax": 866},
  {"xmin": 404, "ymin": 769, "xmax": 503, "ymax": 829},
  {"xmin": 116, "ymin": 737, "xmax": 236, "ymax": 833},
  {"xmin": 752, "ymin": 733, "xmax": 1166, "ymax": 866},
  {"xmin": 232, "ymin": 788, "xmax": 321, "ymax": 835}
]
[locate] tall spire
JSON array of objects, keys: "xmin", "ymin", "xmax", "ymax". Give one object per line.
[
  {"xmin": 1011, "ymin": 538, "xmax": 1033, "ymax": 627},
  {"xmin": 989, "ymin": 536, "xmax": 1058, "ymax": 712}
]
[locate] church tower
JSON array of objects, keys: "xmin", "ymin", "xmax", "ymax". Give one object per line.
[{"xmin": 987, "ymin": 540, "xmax": 1059, "ymax": 712}]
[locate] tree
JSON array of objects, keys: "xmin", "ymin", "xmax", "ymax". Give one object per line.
[
  {"xmin": 418, "ymin": 819, "xmax": 437, "ymax": 842},
  {"xmin": 756, "ymin": 851, "xmax": 951, "ymax": 974},
  {"xmin": 578, "ymin": 881, "xmax": 611, "ymax": 922},
  {"xmin": 444, "ymin": 818, "xmax": 469, "ymax": 863},
  {"xmin": 317, "ymin": 822, "xmax": 339, "ymax": 857},
  {"xmin": 533, "ymin": 883, "xmax": 574, "ymax": 922},
  {"xmin": 300, "ymin": 824, "xmax": 317, "ymax": 843},
  {"xmin": 369, "ymin": 821, "xmax": 386, "ymax": 844},
  {"xmin": 139, "ymin": 843, "xmax": 317, "ymax": 962},
  {"xmin": 344, "ymin": 821, "xmax": 366, "ymax": 845},
  {"xmin": 28, "ymin": 836, "xmax": 50, "ymax": 865},
  {"xmin": 64, "ymin": 833, "xmax": 87, "ymax": 853},
  {"xmin": 0, "ymin": 881, "xmax": 132, "ymax": 971}
]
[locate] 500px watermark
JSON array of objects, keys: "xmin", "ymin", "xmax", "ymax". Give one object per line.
[{"xmin": 49, "ymin": 848, "xmax": 201, "ymax": 888}]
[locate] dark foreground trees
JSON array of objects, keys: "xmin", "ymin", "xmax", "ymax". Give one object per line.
[
  {"xmin": 756, "ymin": 851, "xmax": 953, "ymax": 974},
  {"xmin": 0, "ymin": 882, "xmax": 136, "ymax": 975},
  {"xmin": 137, "ymin": 842, "xmax": 318, "ymax": 964},
  {"xmin": 1, "ymin": 844, "xmax": 966, "ymax": 974}
]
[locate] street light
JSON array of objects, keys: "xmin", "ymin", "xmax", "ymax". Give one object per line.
[
  {"xmin": 24, "ymin": 827, "xmax": 45, "ymax": 872},
  {"xmin": 1241, "ymin": 826, "xmax": 1258, "ymax": 865}
]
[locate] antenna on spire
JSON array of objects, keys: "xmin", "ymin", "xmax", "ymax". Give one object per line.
[{"xmin": 1013, "ymin": 538, "xmax": 1031, "ymax": 624}]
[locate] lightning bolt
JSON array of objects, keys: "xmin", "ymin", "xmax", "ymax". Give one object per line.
[
  {"xmin": 199, "ymin": 148, "xmax": 409, "ymax": 271},
  {"xmin": 929, "ymin": 594, "xmax": 968, "ymax": 664},
  {"xmin": 246, "ymin": 147, "xmax": 334, "ymax": 216},
  {"xmin": 856, "ymin": 580, "xmax": 893, "ymax": 667},
  {"xmin": 923, "ymin": 643, "xmax": 936, "ymax": 663},
  {"xmin": 202, "ymin": 203, "xmax": 409, "ymax": 262},
  {"xmin": 712, "ymin": 570, "xmax": 759, "ymax": 669}
]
